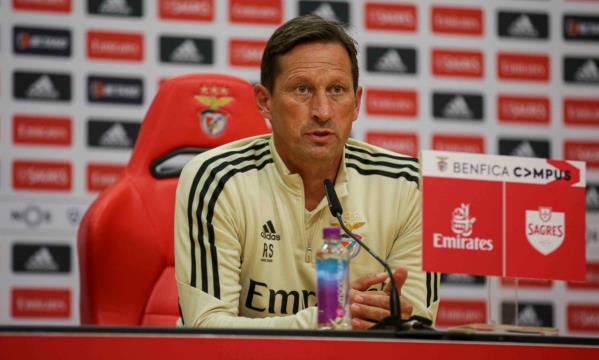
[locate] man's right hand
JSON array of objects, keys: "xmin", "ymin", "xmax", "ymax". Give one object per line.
[{"xmin": 349, "ymin": 268, "xmax": 412, "ymax": 330}]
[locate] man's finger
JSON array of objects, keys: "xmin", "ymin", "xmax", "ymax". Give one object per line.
[
  {"xmin": 351, "ymin": 317, "xmax": 376, "ymax": 330},
  {"xmin": 383, "ymin": 267, "xmax": 408, "ymax": 293},
  {"xmin": 351, "ymin": 272, "xmax": 387, "ymax": 292},
  {"xmin": 351, "ymin": 303, "xmax": 390, "ymax": 323},
  {"xmin": 400, "ymin": 297, "xmax": 413, "ymax": 320},
  {"xmin": 353, "ymin": 291, "xmax": 390, "ymax": 310}
]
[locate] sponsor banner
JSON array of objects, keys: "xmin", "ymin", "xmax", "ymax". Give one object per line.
[
  {"xmin": 13, "ymin": 115, "xmax": 72, "ymax": 146},
  {"xmin": 435, "ymin": 299, "xmax": 486, "ymax": 327},
  {"xmin": 13, "ymin": 26, "xmax": 71, "ymax": 57},
  {"xmin": 498, "ymin": 11, "xmax": 549, "ymax": 39},
  {"xmin": 159, "ymin": 0, "xmax": 213, "ymax": 21},
  {"xmin": 501, "ymin": 302, "xmax": 554, "ymax": 327},
  {"xmin": 365, "ymin": 132, "xmax": 418, "ymax": 158},
  {"xmin": 568, "ymin": 304, "xmax": 599, "ymax": 333},
  {"xmin": 87, "ymin": 119, "xmax": 140, "ymax": 149},
  {"xmin": 13, "ymin": 0, "xmax": 72, "ymax": 12},
  {"xmin": 431, "ymin": 5, "xmax": 483, "ymax": 36},
  {"xmin": 586, "ymin": 213, "xmax": 599, "ymax": 252},
  {"xmin": 431, "ymin": 49, "xmax": 483, "ymax": 78},
  {"xmin": 564, "ymin": 98, "xmax": 599, "ymax": 126},
  {"xmin": 298, "ymin": 1, "xmax": 350, "ymax": 25},
  {"xmin": 564, "ymin": 57, "xmax": 599, "ymax": 84},
  {"xmin": 440, "ymin": 273, "xmax": 486, "ymax": 286},
  {"xmin": 13, "ymin": 71, "xmax": 71, "ymax": 102},
  {"xmin": 11, "ymin": 288, "xmax": 71, "ymax": 319},
  {"xmin": 421, "ymin": 150, "xmax": 584, "ymax": 185},
  {"xmin": 432, "ymin": 92, "xmax": 483, "ymax": 121},
  {"xmin": 87, "ymin": 30, "xmax": 144, "ymax": 61},
  {"xmin": 229, "ymin": 39, "xmax": 266, "ymax": 67},
  {"xmin": 497, "ymin": 52, "xmax": 550, "ymax": 81},
  {"xmin": 12, "ymin": 160, "xmax": 72, "ymax": 191},
  {"xmin": 366, "ymin": 46, "xmax": 417, "ymax": 75},
  {"xmin": 364, "ymin": 3, "xmax": 417, "ymax": 32},
  {"xmin": 567, "ymin": 262, "xmax": 599, "ymax": 289},
  {"xmin": 564, "ymin": 15, "xmax": 599, "ymax": 41},
  {"xmin": 87, "ymin": 75, "xmax": 144, "ymax": 105},
  {"xmin": 498, "ymin": 95, "xmax": 550, "ymax": 125},
  {"xmin": 431, "ymin": 134, "xmax": 485, "ymax": 154},
  {"xmin": 12, "ymin": 243, "xmax": 71, "ymax": 274},
  {"xmin": 422, "ymin": 151, "xmax": 586, "ymax": 280},
  {"xmin": 87, "ymin": 0, "xmax": 143, "ymax": 17},
  {"xmin": 229, "ymin": 0, "xmax": 282, "ymax": 25},
  {"xmin": 86, "ymin": 163, "xmax": 125, "ymax": 192},
  {"xmin": 159, "ymin": 36, "xmax": 213, "ymax": 65},
  {"xmin": 0, "ymin": 200, "xmax": 85, "ymax": 231},
  {"xmin": 588, "ymin": 184, "xmax": 599, "ymax": 212},
  {"xmin": 499, "ymin": 138, "xmax": 551, "ymax": 159},
  {"xmin": 365, "ymin": 88, "xmax": 417, "ymax": 117},
  {"xmin": 564, "ymin": 140, "xmax": 599, "ymax": 168},
  {"xmin": 500, "ymin": 277, "xmax": 553, "ymax": 288}
]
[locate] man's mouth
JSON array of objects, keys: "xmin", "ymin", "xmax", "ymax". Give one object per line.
[{"xmin": 306, "ymin": 129, "xmax": 334, "ymax": 142}]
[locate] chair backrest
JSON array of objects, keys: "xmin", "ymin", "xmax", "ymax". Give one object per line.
[{"xmin": 78, "ymin": 73, "xmax": 270, "ymax": 325}]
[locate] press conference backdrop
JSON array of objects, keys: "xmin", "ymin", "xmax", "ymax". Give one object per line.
[{"xmin": 1, "ymin": 0, "xmax": 599, "ymax": 335}]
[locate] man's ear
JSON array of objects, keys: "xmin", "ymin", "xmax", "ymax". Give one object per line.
[
  {"xmin": 352, "ymin": 86, "xmax": 363, "ymax": 122},
  {"xmin": 254, "ymin": 84, "xmax": 272, "ymax": 120}
]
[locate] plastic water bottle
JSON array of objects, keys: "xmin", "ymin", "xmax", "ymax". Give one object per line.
[{"xmin": 316, "ymin": 226, "xmax": 351, "ymax": 330}]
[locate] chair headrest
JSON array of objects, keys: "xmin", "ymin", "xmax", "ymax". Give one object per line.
[{"xmin": 127, "ymin": 73, "xmax": 270, "ymax": 176}]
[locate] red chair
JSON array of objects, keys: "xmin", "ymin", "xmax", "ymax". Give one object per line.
[{"xmin": 78, "ymin": 73, "xmax": 270, "ymax": 326}]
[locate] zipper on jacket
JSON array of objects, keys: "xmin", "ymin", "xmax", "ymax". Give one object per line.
[{"xmin": 305, "ymin": 245, "xmax": 312, "ymax": 263}]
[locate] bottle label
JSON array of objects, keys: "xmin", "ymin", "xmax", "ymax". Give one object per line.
[{"xmin": 317, "ymin": 258, "xmax": 350, "ymax": 328}]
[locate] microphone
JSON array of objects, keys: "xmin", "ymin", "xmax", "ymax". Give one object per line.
[
  {"xmin": 323, "ymin": 179, "xmax": 403, "ymax": 329},
  {"xmin": 323, "ymin": 179, "xmax": 434, "ymax": 331}
]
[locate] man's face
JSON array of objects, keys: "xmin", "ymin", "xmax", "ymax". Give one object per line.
[{"xmin": 255, "ymin": 42, "xmax": 362, "ymax": 172}]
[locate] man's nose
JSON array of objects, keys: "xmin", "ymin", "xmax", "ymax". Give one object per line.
[{"xmin": 310, "ymin": 90, "xmax": 332, "ymax": 122}]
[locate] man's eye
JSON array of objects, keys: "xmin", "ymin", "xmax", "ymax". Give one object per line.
[
  {"xmin": 332, "ymin": 85, "xmax": 344, "ymax": 94},
  {"xmin": 296, "ymin": 85, "xmax": 307, "ymax": 93}
]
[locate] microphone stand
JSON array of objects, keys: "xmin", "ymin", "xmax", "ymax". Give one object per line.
[{"xmin": 324, "ymin": 179, "xmax": 433, "ymax": 332}]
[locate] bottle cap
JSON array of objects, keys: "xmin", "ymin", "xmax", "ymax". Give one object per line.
[{"xmin": 323, "ymin": 226, "xmax": 341, "ymax": 238}]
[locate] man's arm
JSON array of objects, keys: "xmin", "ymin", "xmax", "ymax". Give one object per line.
[
  {"xmin": 387, "ymin": 179, "xmax": 440, "ymax": 324},
  {"xmin": 174, "ymin": 159, "xmax": 316, "ymax": 329}
]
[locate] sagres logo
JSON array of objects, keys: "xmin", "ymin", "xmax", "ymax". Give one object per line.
[
  {"xmin": 433, "ymin": 203, "xmax": 494, "ymax": 251},
  {"xmin": 299, "ymin": 1, "xmax": 350, "ymax": 25},
  {"xmin": 195, "ymin": 85, "xmax": 233, "ymax": 136},
  {"xmin": 160, "ymin": 36, "xmax": 213, "ymax": 64},
  {"xmin": 261, "ymin": 220, "xmax": 279, "ymax": 262},
  {"xmin": 365, "ymin": 3, "xmax": 416, "ymax": 32},
  {"xmin": 432, "ymin": 134, "xmax": 484, "ymax": 154},
  {"xmin": 13, "ymin": 71, "xmax": 71, "ymax": 102},
  {"xmin": 159, "ymin": 0, "xmax": 214, "ymax": 21},
  {"xmin": 498, "ymin": 95, "xmax": 550, "ymax": 124},
  {"xmin": 564, "ymin": 15, "xmax": 599, "ymax": 42},
  {"xmin": 88, "ymin": 0, "xmax": 143, "ymax": 17},
  {"xmin": 229, "ymin": 0, "xmax": 282, "ymax": 25},
  {"xmin": 526, "ymin": 207, "xmax": 565, "ymax": 256},
  {"xmin": 432, "ymin": 49, "xmax": 483, "ymax": 78},
  {"xmin": 87, "ymin": 75, "xmax": 143, "ymax": 104},
  {"xmin": 13, "ymin": 26, "xmax": 72, "ymax": 57},
  {"xmin": 13, "ymin": 160, "xmax": 72, "ymax": 191},
  {"xmin": 564, "ymin": 57, "xmax": 599, "ymax": 84},
  {"xmin": 498, "ymin": 11, "xmax": 549, "ymax": 39},
  {"xmin": 229, "ymin": 39, "xmax": 266, "ymax": 67},
  {"xmin": 365, "ymin": 132, "xmax": 418, "ymax": 157}
]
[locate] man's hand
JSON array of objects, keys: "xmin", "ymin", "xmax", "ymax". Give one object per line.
[{"xmin": 349, "ymin": 267, "xmax": 413, "ymax": 330}]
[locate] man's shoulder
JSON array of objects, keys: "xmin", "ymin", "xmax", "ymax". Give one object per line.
[
  {"xmin": 345, "ymin": 138, "xmax": 420, "ymax": 168},
  {"xmin": 181, "ymin": 134, "xmax": 272, "ymax": 177}
]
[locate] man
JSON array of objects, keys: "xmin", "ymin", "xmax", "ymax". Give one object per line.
[{"xmin": 175, "ymin": 15, "xmax": 439, "ymax": 329}]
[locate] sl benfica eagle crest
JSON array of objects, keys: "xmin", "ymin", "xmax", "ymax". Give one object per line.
[{"xmin": 195, "ymin": 86, "xmax": 234, "ymax": 136}]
